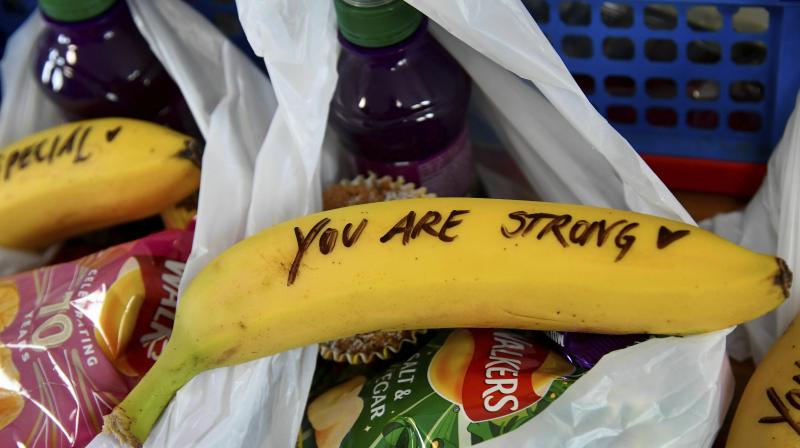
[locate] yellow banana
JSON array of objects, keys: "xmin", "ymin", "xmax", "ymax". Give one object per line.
[
  {"xmin": 161, "ymin": 191, "xmax": 200, "ymax": 230},
  {"xmin": 0, "ymin": 118, "xmax": 200, "ymax": 250},
  {"xmin": 160, "ymin": 192, "xmax": 198, "ymax": 230},
  {"xmin": 727, "ymin": 315, "xmax": 800, "ymax": 447},
  {"xmin": 102, "ymin": 198, "xmax": 791, "ymax": 446}
]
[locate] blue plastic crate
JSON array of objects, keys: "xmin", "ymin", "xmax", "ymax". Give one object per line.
[{"xmin": 523, "ymin": 0, "xmax": 800, "ymax": 167}]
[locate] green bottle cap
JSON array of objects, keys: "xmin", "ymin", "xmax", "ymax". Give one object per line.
[
  {"xmin": 38, "ymin": 0, "xmax": 117, "ymax": 22},
  {"xmin": 334, "ymin": 0, "xmax": 423, "ymax": 48}
]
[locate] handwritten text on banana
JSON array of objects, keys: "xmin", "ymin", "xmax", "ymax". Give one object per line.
[
  {"xmin": 757, "ymin": 360, "xmax": 800, "ymax": 436},
  {"xmin": 287, "ymin": 209, "xmax": 690, "ymax": 286},
  {"xmin": 0, "ymin": 125, "xmax": 93, "ymax": 181}
]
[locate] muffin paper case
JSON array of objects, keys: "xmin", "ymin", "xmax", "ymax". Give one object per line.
[
  {"xmin": 703, "ymin": 93, "xmax": 800, "ymax": 364},
  {"xmin": 210, "ymin": 0, "xmax": 727, "ymax": 447}
]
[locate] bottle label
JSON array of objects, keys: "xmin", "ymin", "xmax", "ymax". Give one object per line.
[{"xmin": 355, "ymin": 126, "xmax": 475, "ymax": 197}]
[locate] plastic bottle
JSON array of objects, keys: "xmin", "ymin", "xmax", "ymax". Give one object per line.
[
  {"xmin": 33, "ymin": 0, "xmax": 197, "ymax": 134},
  {"xmin": 330, "ymin": 0, "xmax": 474, "ymax": 197}
]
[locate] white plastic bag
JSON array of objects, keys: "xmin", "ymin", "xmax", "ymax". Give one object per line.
[
  {"xmin": 158, "ymin": 0, "xmax": 725, "ymax": 447},
  {"xmin": 0, "ymin": 1, "xmax": 286, "ymax": 446},
  {"xmin": 0, "ymin": 11, "xmax": 63, "ymax": 275},
  {"xmin": 702, "ymin": 93, "xmax": 800, "ymax": 363},
  {"xmin": 96, "ymin": 1, "xmax": 329, "ymax": 447}
]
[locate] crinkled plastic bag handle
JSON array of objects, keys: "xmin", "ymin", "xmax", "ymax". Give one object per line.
[{"xmin": 704, "ymin": 93, "xmax": 800, "ymax": 363}]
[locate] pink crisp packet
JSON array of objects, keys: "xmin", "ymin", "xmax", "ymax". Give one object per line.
[{"xmin": 0, "ymin": 228, "xmax": 193, "ymax": 447}]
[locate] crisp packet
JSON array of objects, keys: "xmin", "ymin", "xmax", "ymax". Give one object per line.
[
  {"xmin": 301, "ymin": 329, "xmax": 583, "ymax": 448},
  {"xmin": 544, "ymin": 331, "xmax": 649, "ymax": 369},
  {"xmin": 0, "ymin": 228, "xmax": 193, "ymax": 446}
]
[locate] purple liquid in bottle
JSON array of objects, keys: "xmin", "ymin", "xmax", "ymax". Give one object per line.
[
  {"xmin": 330, "ymin": 0, "xmax": 473, "ymax": 197},
  {"xmin": 33, "ymin": 0, "xmax": 197, "ymax": 135}
]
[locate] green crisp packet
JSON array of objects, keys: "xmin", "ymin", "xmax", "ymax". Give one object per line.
[{"xmin": 300, "ymin": 329, "xmax": 583, "ymax": 448}]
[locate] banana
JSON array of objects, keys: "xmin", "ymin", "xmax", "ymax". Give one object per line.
[
  {"xmin": 0, "ymin": 118, "xmax": 201, "ymax": 250},
  {"xmin": 727, "ymin": 315, "xmax": 800, "ymax": 447},
  {"xmin": 160, "ymin": 191, "xmax": 198, "ymax": 230},
  {"xmin": 102, "ymin": 197, "xmax": 791, "ymax": 446}
]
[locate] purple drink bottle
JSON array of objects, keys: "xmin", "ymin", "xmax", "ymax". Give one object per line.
[
  {"xmin": 330, "ymin": 0, "xmax": 474, "ymax": 197},
  {"xmin": 33, "ymin": 0, "xmax": 197, "ymax": 134}
]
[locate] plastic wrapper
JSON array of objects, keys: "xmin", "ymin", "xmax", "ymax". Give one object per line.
[
  {"xmin": 302, "ymin": 329, "xmax": 583, "ymax": 448},
  {"xmin": 0, "ymin": 228, "xmax": 193, "ymax": 446},
  {"xmin": 544, "ymin": 331, "xmax": 649, "ymax": 369}
]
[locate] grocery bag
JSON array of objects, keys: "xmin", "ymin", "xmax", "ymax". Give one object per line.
[
  {"xmin": 105, "ymin": 0, "xmax": 731, "ymax": 447},
  {"xmin": 0, "ymin": 0, "xmax": 280, "ymax": 446},
  {"xmin": 94, "ymin": 1, "xmax": 323, "ymax": 447},
  {"xmin": 703, "ymin": 94, "xmax": 800, "ymax": 363}
]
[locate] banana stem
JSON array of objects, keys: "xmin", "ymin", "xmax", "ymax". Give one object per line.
[{"xmin": 104, "ymin": 343, "xmax": 203, "ymax": 447}]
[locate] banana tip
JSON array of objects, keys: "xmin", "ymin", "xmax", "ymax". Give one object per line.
[
  {"xmin": 103, "ymin": 407, "xmax": 141, "ymax": 448},
  {"xmin": 775, "ymin": 257, "xmax": 793, "ymax": 299},
  {"xmin": 175, "ymin": 139, "xmax": 203, "ymax": 168}
]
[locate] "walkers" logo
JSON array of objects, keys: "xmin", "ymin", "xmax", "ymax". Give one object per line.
[{"xmin": 428, "ymin": 329, "xmax": 574, "ymax": 422}]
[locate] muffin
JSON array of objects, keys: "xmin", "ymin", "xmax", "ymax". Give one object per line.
[
  {"xmin": 320, "ymin": 173, "xmax": 433, "ymax": 364},
  {"xmin": 322, "ymin": 173, "xmax": 434, "ymax": 210}
]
